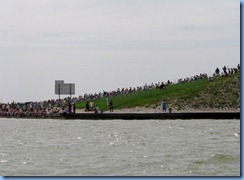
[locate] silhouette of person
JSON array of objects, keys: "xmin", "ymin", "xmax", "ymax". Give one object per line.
[{"xmin": 109, "ymin": 100, "xmax": 113, "ymax": 112}]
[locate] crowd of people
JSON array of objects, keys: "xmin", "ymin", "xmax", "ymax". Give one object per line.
[
  {"xmin": 177, "ymin": 73, "xmax": 208, "ymax": 83},
  {"xmin": 214, "ymin": 64, "xmax": 240, "ymax": 77},
  {"xmin": 78, "ymin": 64, "xmax": 240, "ymax": 101},
  {"xmin": 0, "ymin": 98, "xmax": 76, "ymax": 118},
  {"xmin": 0, "ymin": 64, "xmax": 240, "ymax": 117}
]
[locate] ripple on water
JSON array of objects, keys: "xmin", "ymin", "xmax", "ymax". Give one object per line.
[
  {"xmin": 186, "ymin": 154, "xmax": 238, "ymax": 175},
  {"xmin": 1, "ymin": 160, "xmax": 8, "ymax": 163},
  {"xmin": 210, "ymin": 153, "xmax": 237, "ymax": 162}
]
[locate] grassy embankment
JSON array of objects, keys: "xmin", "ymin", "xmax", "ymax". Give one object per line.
[{"xmin": 76, "ymin": 72, "xmax": 240, "ymax": 111}]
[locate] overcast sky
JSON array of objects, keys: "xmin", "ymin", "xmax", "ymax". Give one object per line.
[{"xmin": 0, "ymin": 0, "xmax": 240, "ymax": 103}]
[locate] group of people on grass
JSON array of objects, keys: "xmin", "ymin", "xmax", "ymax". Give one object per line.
[
  {"xmin": 85, "ymin": 100, "xmax": 113, "ymax": 114},
  {"xmin": 78, "ymin": 64, "xmax": 240, "ymax": 102},
  {"xmin": 214, "ymin": 64, "xmax": 240, "ymax": 77}
]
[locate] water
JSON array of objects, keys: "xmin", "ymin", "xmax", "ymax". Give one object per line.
[{"xmin": 0, "ymin": 118, "xmax": 240, "ymax": 176}]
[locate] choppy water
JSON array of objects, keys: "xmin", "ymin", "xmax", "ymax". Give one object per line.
[{"xmin": 0, "ymin": 118, "xmax": 240, "ymax": 176}]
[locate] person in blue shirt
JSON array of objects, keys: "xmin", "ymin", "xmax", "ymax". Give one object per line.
[{"xmin": 162, "ymin": 100, "xmax": 167, "ymax": 112}]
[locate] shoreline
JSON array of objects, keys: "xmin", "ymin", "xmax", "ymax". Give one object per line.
[
  {"xmin": 76, "ymin": 107, "xmax": 240, "ymax": 114},
  {"xmin": 0, "ymin": 107, "xmax": 240, "ymax": 119},
  {"xmin": 0, "ymin": 111, "xmax": 240, "ymax": 120},
  {"xmin": 65, "ymin": 112, "xmax": 240, "ymax": 120}
]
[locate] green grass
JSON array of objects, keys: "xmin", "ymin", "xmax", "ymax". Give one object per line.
[{"xmin": 76, "ymin": 72, "xmax": 240, "ymax": 111}]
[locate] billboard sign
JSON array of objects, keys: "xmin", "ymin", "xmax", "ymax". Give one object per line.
[{"xmin": 55, "ymin": 81, "xmax": 75, "ymax": 95}]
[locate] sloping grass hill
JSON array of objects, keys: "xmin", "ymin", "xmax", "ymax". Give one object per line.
[{"xmin": 76, "ymin": 72, "xmax": 240, "ymax": 111}]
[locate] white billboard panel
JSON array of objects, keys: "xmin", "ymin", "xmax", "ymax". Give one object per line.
[{"xmin": 55, "ymin": 83, "xmax": 75, "ymax": 95}]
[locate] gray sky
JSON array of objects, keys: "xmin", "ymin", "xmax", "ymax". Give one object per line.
[{"xmin": 0, "ymin": 0, "xmax": 240, "ymax": 103}]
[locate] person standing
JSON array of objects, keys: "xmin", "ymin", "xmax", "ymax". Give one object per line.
[
  {"xmin": 222, "ymin": 66, "xmax": 227, "ymax": 76},
  {"xmin": 95, "ymin": 105, "xmax": 99, "ymax": 114},
  {"xmin": 73, "ymin": 103, "xmax": 76, "ymax": 114},
  {"xmin": 86, "ymin": 101, "xmax": 90, "ymax": 112},
  {"xmin": 162, "ymin": 100, "xmax": 167, "ymax": 112},
  {"xmin": 109, "ymin": 100, "xmax": 113, "ymax": 112},
  {"xmin": 215, "ymin": 67, "xmax": 220, "ymax": 76},
  {"xmin": 68, "ymin": 102, "xmax": 72, "ymax": 113}
]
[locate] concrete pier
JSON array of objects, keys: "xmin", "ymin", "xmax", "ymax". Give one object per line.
[{"xmin": 64, "ymin": 112, "xmax": 240, "ymax": 120}]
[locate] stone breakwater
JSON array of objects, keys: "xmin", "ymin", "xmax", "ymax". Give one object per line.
[
  {"xmin": 0, "ymin": 110, "xmax": 240, "ymax": 120},
  {"xmin": 64, "ymin": 112, "xmax": 240, "ymax": 120},
  {"xmin": 107, "ymin": 107, "xmax": 240, "ymax": 113}
]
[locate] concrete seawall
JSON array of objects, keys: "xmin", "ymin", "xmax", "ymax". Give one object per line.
[{"xmin": 64, "ymin": 112, "xmax": 240, "ymax": 120}]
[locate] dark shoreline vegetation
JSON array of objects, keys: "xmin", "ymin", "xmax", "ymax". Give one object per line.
[{"xmin": 76, "ymin": 72, "xmax": 240, "ymax": 111}]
